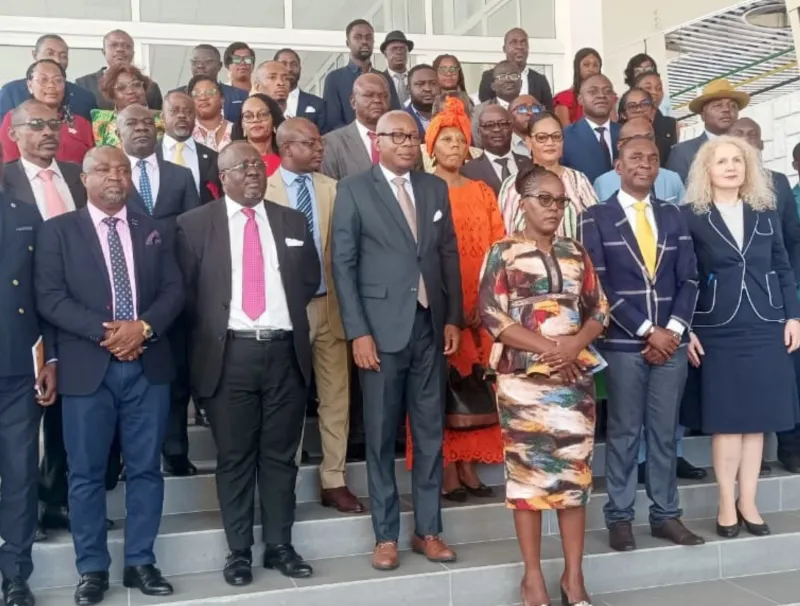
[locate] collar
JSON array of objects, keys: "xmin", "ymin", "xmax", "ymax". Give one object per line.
[
  {"xmin": 287, "ymin": 87, "xmax": 300, "ymax": 102},
  {"xmin": 483, "ymin": 149, "xmax": 513, "ymax": 163},
  {"xmin": 127, "ymin": 152, "xmax": 158, "ymax": 169},
  {"xmin": 163, "ymin": 134, "xmax": 196, "ymax": 152},
  {"xmin": 87, "ymin": 201, "xmax": 128, "ymax": 227},
  {"xmin": 347, "ymin": 60, "xmax": 372, "ymax": 75},
  {"xmin": 379, "ymin": 163, "xmax": 410, "ymax": 185},
  {"xmin": 388, "ymin": 69, "xmax": 407, "ymax": 80},
  {"xmin": 225, "ymin": 196, "xmax": 266, "ymax": 220},
  {"xmin": 704, "ymin": 130, "xmax": 719, "ymax": 141},
  {"xmin": 280, "ymin": 165, "xmax": 312, "ymax": 187},
  {"xmin": 617, "ymin": 189, "xmax": 651, "ymax": 209},
  {"xmin": 20, "ymin": 157, "xmax": 61, "ymax": 181},
  {"xmin": 585, "ymin": 117, "xmax": 612, "ymax": 131},
  {"xmin": 496, "ymin": 97, "xmax": 510, "ymax": 109},
  {"xmin": 355, "ymin": 119, "xmax": 375, "ymax": 138}
]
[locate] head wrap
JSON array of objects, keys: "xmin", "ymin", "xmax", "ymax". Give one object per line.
[{"xmin": 424, "ymin": 95, "xmax": 472, "ymax": 159}]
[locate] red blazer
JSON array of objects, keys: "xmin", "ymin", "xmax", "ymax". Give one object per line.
[{"xmin": 0, "ymin": 111, "xmax": 94, "ymax": 165}]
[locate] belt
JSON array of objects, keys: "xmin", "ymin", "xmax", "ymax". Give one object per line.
[{"xmin": 227, "ymin": 329, "xmax": 292, "ymax": 341}]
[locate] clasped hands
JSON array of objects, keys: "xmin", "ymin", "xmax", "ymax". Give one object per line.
[
  {"xmin": 641, "ymin": 326, "xmax": 680, "ymax": 365},
  {"xmin": 539, "ymin": 336, "xmax": 585, "ymax": 384},
  {"xmin": 101, "ymin": 320, "xmax": 146, "ymax": 362}
]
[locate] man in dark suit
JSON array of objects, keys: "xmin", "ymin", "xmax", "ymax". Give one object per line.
[
  {"xmin": 404, "ymin": 64, "xmax": 439, "ymax": 137},
  {"xmin": 0, "ymin": 34, "xmax": 96, "ymax": 122},
  {"xmin": 170, "ymin": 45, "xmax": 248, "ymax": 124},
  {"xmin": 35, "ymin": 146, "xmax": 184, "ymax": 604},
  {"xmin": 381, "ymin": 31, "xmax": 413, "ymax": 107},
  {"xmin": 76, "ymin": 30, "xmax": 163, "ymax": 111},
  {"xmin": 0, "ymin": 150, "xmax": 58, "ymax": 606},
  {"xmin": 323, "ymin": 19, "xmax": 401, "ymax": 132},
  {"xmin": 580, "ymin": 135, "xmax": 704, "ymax": 552},
  {"xmin": 176, "ymin": 142, "xmax": 319, "ymax": 587},
  {"xmin": 332, "ymin": 110, "xmax": 463, "ymax": 570},
  {"xmin": 274, "ymin": 48, "xmax": 327, "ymax": 134},
  {"xmin": 666, "ymin": 79, "xmax": 749, "ymax": 183},
  {"xmin": 562, "ymin": 74, "xmax": 621, "ymax": 184},
  {"xmin": 461, "ymin": 104, "xmax": 531, "ymax": 195},
  {"xmin": 477, "ymin": 28, "xmax": 553, "ymax": 110},
  {"xmin": 471, "ymin": 61, "xmax": 523, "ymax": 147},
  {"xmin": 161, "ymin": 91, "xmax": 222, "ymax": 205}
]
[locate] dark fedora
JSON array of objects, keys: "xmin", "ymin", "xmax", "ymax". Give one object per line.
[{"xmin": 380, "ymin": 30, "xmax": 414, "ymax": 53}]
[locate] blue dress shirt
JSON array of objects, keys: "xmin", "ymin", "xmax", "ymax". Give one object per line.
[{"xmin": 593, "ymin": 167, "xmax": 686, "ymax": 205}]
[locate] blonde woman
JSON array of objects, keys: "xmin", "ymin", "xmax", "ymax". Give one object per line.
[
  {"xmin": 499, "ymin": 110, "xmax": 597, "ymax": 237},
  {"xmin": 681, "ymin": 136, "xmax": 800, "ymax": 538}
]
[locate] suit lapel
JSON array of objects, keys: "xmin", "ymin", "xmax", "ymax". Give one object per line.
[
  {"xmin": 476, "ymin": 155, "xmax": 501, "ymax": 192},
  {"xmin": 343, "ymin": 123, "xmax": 371, "ymax": 167},
  {"xmin": 651, "ymin": 200, "xmax": 669, "ymax": 276},
  {"xmin": 58, "ymin": 162, "xmax": 87, "ymax": 208},
  {"xmin": 128, "ymin": 213, "xmax": 145, "ymax": 308},
  {"xmin": 77, "ymin": 207, "xmax": 112, "ymax": 297},
  {"xmin": 313, "ymin": 173, "xmax": 333, "ymax": 253},
  {"xmin": 210, "ymin": 201, "xmax": 233, "ymax": 303},
  {"xmin": 371, "ymin": 167, "xmax": 415, "ymax": 247},
  {"xmin": 154, "ymin": 153, "xmax": 169, "ymax": 212},
  {"xmin": 5, "ymin": 163, "xmax": 36, "ymax": 207},
  {"xmin": 708, "ymin": 204, "xmax": 741, "ymax": 253},
  {"xmin": 266, "ymin": 175, "xmax": 290, "ymax": 207},
  {"xmin": 264, "ymin": 201, "xmax": 289, "ymax": 291},
  {"xmin": 742, "ymin": 203, "xmax": 758, "ymax": 256},
  {"xmin": 409, "ymin": 172, "xmax": 427, "ymax": 253},
  {"xmin": 609, "ymin": 195, "xmax": 647, "ymax": 271}
]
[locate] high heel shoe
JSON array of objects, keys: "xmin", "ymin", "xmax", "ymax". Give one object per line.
[
  {"xmin": 560, "ymin": 585, "xmax": 592, "ymax": 606},
  {"xmin": 736, "ymin": 506, "xmax": 771, "ymax": 536},
  {"xmin": 716, "ymin": 507, "xmax": 741, "ymax": 538}
]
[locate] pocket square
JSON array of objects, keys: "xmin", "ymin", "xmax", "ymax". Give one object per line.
[
  {"xmin": 304, "ymin": 106, "xmax": 317, "ymax": 113},
  {"xmin": 16, "ymin": 226, "xmax": 33, "ymax": 232},
  {"xmin": 433, "ymin": 210, "xmax": 443, "ymax": 222},
  {"xmin": 286, "ymin": 237, "xmax": 304, "ymax": 247},
  {"xmin": 145, "ymin": 230, "xmax": 162, "ymax": 246}
]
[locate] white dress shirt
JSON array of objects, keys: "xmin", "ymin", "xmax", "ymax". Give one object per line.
[
  {"xmin": 162, "ymin": 134, "xmax": 200, "ymax": 194},
  {"xmin": 379, "ymin": 164, "xmax": 415, "ymax": 206},
  {"xmin": 128, "ymin": 153, "xmax": 161, "ymax": 207},
  {"xmin": 585, "ymin": 116, "xmax": 613, "ymax": 165},
  {"xmin": 354, "ymin": 119, "xmax": 376, "ymax": 160},
  {"xmin": 511, "ymin": 133, "xmax": 528, "ymax": 157},
  {"xmin": 617, "ymin": 189, "xmax": 685, "ymax": 337},
  {"xmin": 497, "ymin": 97, "xmax": 510, "ymax": 110},
  {"xmin": 483, "ymin": 149, "xmax": 519, "ymax": 181},
  {"xmin": 225, "ymin": 196, "xmax": 293, "ymax": 331},
  {"xmin": 520, "ymin": 67, "xmax": 530, "ymax": 96},
  {"xmin": 715, "ymin": 200, "xmax": 745, "ymax": 249},
  {"xmin": 285, "ymin": 87, "xmax": 300, "ymax": 118},
  {"xmin": 19, "ymin": 157, "xmax": 76, "ymax": 220}
]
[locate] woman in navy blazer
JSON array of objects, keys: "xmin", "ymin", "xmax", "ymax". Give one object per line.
[{"xmin": 681, "ymin": 136, "xmax": 800, "ymax": 539}]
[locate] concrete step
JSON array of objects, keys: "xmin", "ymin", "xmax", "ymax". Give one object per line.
[
  {"xmin": 38, "ymin": 467, "xmax": 800, "ymax": 591},
  {"xmin": 28, "ymin": 512, "xmax": 800, "ymax": 605}
]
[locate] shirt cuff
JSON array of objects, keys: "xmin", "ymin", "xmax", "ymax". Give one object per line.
[
  {"xmin": 666, "ymin": 319, "xmax": 686, "ymax": 336},
  {"xmin": 45, "ymin": 358, "xmax": 58, "ymax": 365},
  {"xmin": 636, "ymin": 320, "xmax": 654, "ymax": 337}
]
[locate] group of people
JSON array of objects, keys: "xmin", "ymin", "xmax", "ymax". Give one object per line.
[{"xmin": 1, "ymin": 16, "xmax": 800, "ymax": 606}]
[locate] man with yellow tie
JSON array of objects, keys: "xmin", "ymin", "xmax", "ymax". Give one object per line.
[{"xmin": 579, "ymin": 134, "xmax": 703, "ymax": 552}]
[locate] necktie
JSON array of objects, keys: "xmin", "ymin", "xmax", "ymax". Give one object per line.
[
  {"xmin": 392, "ymin": 177, "xmax": 428, "ymax": 308},
  {"xmin": 38, "ymin": 169, "xmax": 68, "ymax": 219},
  {"xmin": 494, "ymin": 158, "xmax": 511, "ymax": 182},
  {"xmin": 367, "ymin": 131, "xmax": 380, "ymax": 165},
  {"xmin": 241, "ymin": 207, "xmax": 266, "ymax": 321},
  {"xmin": 173, "ymin": 142, "xmax": 187, "ymax": 166},
  {"xmin": 295, "ymin": 175, "xmax": 314, "ymax": 238},
  {"xmin": 103, "ymin": 217, "xmax": 135, "ymax": 321},
  {"xmin": 395, "ymin": 73, "xmax": 409, "ymax": 106},
  {"xmin": 632, "ymin": 201, "xmax": 657, "ymax": 276},
  {"xmin": 595, "ymin": 126, "xmax": 612, "ymax": 170},
  {"xmin": 137, "ymin": 159, "xmax": 154, "ymax": 214}
]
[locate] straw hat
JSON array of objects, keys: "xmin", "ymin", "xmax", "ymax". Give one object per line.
[{"xmin": 688, "ymin": 78, "xmax": 750, "ymax": 114}]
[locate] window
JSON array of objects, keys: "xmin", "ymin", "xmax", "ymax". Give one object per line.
[
  {"xmin": 521, "ymin": 0, "xmax": 556, "ymax": 39},
  {"xmin": 292, "ymin": 0, "xmax": 424, "ymax": 33},
  {"xmin": 0, "ymin": 45, "xmax": 102, "ymax": 85},
  {"xmin": 140, "ymin": 0, "xmax": 284, "ymax": 27},
  {"xmin": 0, "ymin": 0, "xmax": 131, "ymax": 19}
]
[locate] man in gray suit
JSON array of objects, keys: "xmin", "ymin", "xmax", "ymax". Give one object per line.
[
  {"xmin": 332, "ymin": 111, "xmax": 463, "ymax": 571},
  {"xmin": 320, "ymin": 73, "xmax": 390, "ymax": 181}
]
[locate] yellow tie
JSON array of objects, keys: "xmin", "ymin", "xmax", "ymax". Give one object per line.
[
  {"xmin": 633, "ymin": 201, "xmax": 657, "ymax": 276},
  {"xmin": 174, "ymin": 142, "xmax": 186, "ymax": 166}
]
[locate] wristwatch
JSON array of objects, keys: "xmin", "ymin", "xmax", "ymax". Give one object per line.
[{"xmin": 141, "ymin": 320, "xmax": 154, "ymax": 340}]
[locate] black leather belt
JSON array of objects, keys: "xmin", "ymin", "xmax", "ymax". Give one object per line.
[{"xmin": 227, "ymin": 329, "xmax": 292, "ymax": 341}]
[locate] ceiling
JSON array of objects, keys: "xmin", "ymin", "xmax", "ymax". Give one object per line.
[{"xmin": 665, "ymin": 0, "xmax": 799, "ymax": 121}]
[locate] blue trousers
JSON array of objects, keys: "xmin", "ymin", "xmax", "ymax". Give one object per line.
[
  {"xmin": 62, "ymin": 361, "xmax": 169, "ymax": 574},
  {"xmin": 637, "ymin": 425, "xmax": 685, "ymax": 464}
]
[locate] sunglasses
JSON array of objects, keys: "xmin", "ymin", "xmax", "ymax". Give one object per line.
[
  {"xmin": 230, "ymin": 56, "xmax": 255, "ymax": 66},
  {"xmin": 514, "ymin": 104, "xmax": 545, "ymax": 116},
  {"xmin": 523, "ymin": 193, "xmax": 571, "ymax": 209},
  {"xmin": 437, "ymin": 66, "xmax": 460, "ymax": 74},
  {"xmin": 12, "ymin": 118, "xmax": 63, "ymax": 132}
]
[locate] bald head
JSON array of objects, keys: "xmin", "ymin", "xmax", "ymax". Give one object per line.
[
  {"xmin": 82, "ymin": 146, "xmax": 132, "ymax": 212},
  {"xmin": 218, "ymin": 141, "xmax": 267, "ymax": 206},
  {"xmin": 82, "ymin": 145, "xmax": 128, "ymax": 173},
  {"xmin": 619, "ymin": 117, "xmax": 654, "ymax": 142},
  {"xmin": 10, "ymin": 99, "xmax": 52, "ymax": 125},
  {"xmin": 352, "ymin": 73, "xmax": 390, "ymax": 129},
  {"xmin": 163, "ymin": 90, "xmax": 195, "ymax": 141},
  {"xmin": 254, "ymin": 60, "xmax": 289, "ymax": 102},
  {"xmin": 218, "ymin": 140, "xmax": 258, "ymax": 171},
  {"xmin": 376, "ymin": 109, "xmax": 417, "ymax": 133},
  {"xmin": 354, "ymin": 73, "xmax": 388, "ymax": 95},
  {"xmin": 730, "ymin": 117, "xmax": 762, "ymax": 151},
  {"xmin": 375, "ymin": 110, "xmax": 420, "ymax": 173},
  {"xmin": 276, "ymin": 117, "xmax": 323, "ymax": 173},
  {"xmin": 275, "ymin": 117, "xmax": 318, "ymax": 147},
  {"xmin": 116, "ymin": 104, "xmax": 157, "ymax": 158},
  {"xmin": 9, "ymin": 100, "xmax": 60, "ymax": 166}
]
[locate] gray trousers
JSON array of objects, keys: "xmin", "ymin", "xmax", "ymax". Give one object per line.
[{"xmin": 602, "ymin": 347, "xmax": 688, "ymax": 527}]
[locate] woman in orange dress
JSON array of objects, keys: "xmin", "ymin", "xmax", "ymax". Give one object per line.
[{"xmin": 406, "ymin": 97, "xmax": 506, "ymax": 501}]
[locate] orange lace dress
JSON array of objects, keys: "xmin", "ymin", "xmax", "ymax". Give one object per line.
[{"xmin": 406, "ymin": 178, "xmax": 506, "ymax": 468}]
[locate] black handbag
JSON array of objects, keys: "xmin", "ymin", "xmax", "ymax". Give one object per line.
[{"xmin": 445, "ymin": 329, "xmax": 499, "ymax": 430}]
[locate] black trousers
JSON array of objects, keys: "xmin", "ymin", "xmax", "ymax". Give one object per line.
[
  {"xmin": 0, "ymin": 375, "xmax": 41, "ymax": 580},
  {"xmin": 360, "ymin": 307, "xmax": 445, "ymax": 542},
  {"xmin": 162, "ymin": 317, "xmax": 192, "ymax": 459},
  {"xmin": 202, "ymin": 334, "xmax": 307, "ymax": 550}
]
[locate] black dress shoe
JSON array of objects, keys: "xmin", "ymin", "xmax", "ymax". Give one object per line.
[
  {"xmin": 122, "ymin": 565, "xmax": 173, "ymax": 596},
  {"xmin": 608, "ymin": 521, "xmax": 636, "ymax": 552},
  {"xmin": 74, "ymin": 571, "xmax": 109, "ymax": 606},
  {"xmin": 194, "ymin": 408, "xmax": 210, "ymax": 427},
  {"xmin": 676, "ymin": 457, "xmax": 707, "ymax": 480},
  {"xmin": 223, "ymin": 549, "xmax": 253, "ymax": 586},
  {"xmin": 737, "ymin": 507, "xmax": 771, "ymax": 536},
  {"xmin": 779, "ymin": 455, "xmax": 800, "ymax": 474},
  {"xmin": 105, "ymin": 519, "xmax": 114, "ymax": 530},
  {"xmin": 263, "ymin": 544, "xmax": 313, "ymax": 578},
  {"xmin": 2, "ymin": 577, "xmax": 34, "ymax": 606},
  {"xmin": 442, "ymin": 487, "xmax": 468, "ymax": 502},
  {"xmin": 760, "ymin": 461, "xmax": 772, "ymax": 477},
  {"xmin": 464, "ymin": 483, "xmax": 495, "ymax": 498},
  {"xmin": 715, "ymin": 517, "xmax": 741, "ymax": 538},
  {"xmin": 162, "ymin": 456, "xmax": 198, "ymax": 477},
  {"xmin": 41, "ymin": 504, "xmax": 70, "ymax": 530},
  {"xmin": 34, "ymin": 524, "xmax": 47, "ymax": 542}
]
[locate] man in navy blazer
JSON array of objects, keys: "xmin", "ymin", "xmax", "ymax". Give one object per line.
[
  {"xmin": 562, "ymin": 74, "xmax": 621, "ymax": 184},
  {"xmin": 323, "ymin": 19, "xmax": 401, "ymax": 132},
  {"xmin": 580, "ymin": 135, "xmax": 704, "ymax": 552},
  {"xmin": 0, "ymin": 34, "xmax": 96, "ymax": 122},
  {"xmin": 0, "ymin": 170, "xmax": 58, "ymax": 606},
  {"xmin": 274, "ymin": 48, "xmax": 328, "ymax": 134},
  {"xmin": 403, "ymin": 64, "xmax": 439, "ymax": 137},
  {"xmin": 34, "ymin": 146, "xmax": 183, "ymax": 604}
]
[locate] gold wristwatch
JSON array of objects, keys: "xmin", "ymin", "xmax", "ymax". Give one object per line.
[{"xmin": 141, "ymin": 320, "xmax": 154, "ymax": 340}]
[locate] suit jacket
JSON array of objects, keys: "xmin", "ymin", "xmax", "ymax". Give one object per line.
[
  {"xmin": 332, "ymin": 166, "xmax": 463, "ymax": 353},
  {"xmin": 0, "ymin": 193, "xmax": 56, "ymax": 376},
  {"xmin": 477, "ymin": 67, "xmax": 554, "ymax": 110},
  {"xmin": 320, "ymin": 121, "xmax": 373, "ymax": 181},
  {"xmin": 459, "ymin": 152, "xmax": 532, "ymax": 196},
  {"xmin": 34, "ymin": 206, "xmax": 184, "ymax": 395},
  {"xmin": 579, "ymin": 194, "xmax": 698, "ymax": 351},
  {"xmin": 175, "ymin": 199, "xmax": 320, "ymax": 398},
  {"xmin": 295, "ymin": 90, "xmax": 327, "ymax": 134},
  {"xmin": 653, "ymin": 110, "xmax": 677, "ymax": 168},
  {"xmin": 266, "ymin": 170, "xmax": 345, "ymax": 339},
  {"xmin": 172, "ymin": 82, "xmax": 248, "ymax": 124},
  {"xmin": 562, "ymin": 119, "xmax": 622, "ymax": 184},
  {"xmin": 681, "ymin": 204, "xmax": 800, "ymax": 328},
  {"xmin": 0, "ymin": 79, "xmax": 97, "ymax": 122},
  {"xmin": 666, "ymin": 133, "xmax": 707, "ymax": 184},
  {"xmin": 770, "ymin": 169, "xmax": 800, "ymax": 280},
  {"xmin": 404, "ymin": 105, "xmax": 426, "ymax": 138},
  {"xmin": 322, "ymin": 63, "xmax": 401, "ymax": 132},
  {"xmin": 161, "ymin": 139, "xmax": 222, "ymax": 205},
  {"xmin": 76, "ymin": 67, "xmax": 163, "ymax": 111},
  {"xmin": 2, "ymin": 160, "xmax": 88, "ymax": 211}
]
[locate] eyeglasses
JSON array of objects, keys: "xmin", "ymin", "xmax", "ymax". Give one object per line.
[
  {"xmin": 624, "ymin": 99, "xmax": 654, "ymax": 113},
  {"xmin": 377, "ymin": 131, "xmax": 421, "ymax": 145},
  {"xmin": 242, "ymin": 110, "xmax": 271, "ymax": 123},
  {"xmin": 114, "ymin": 80, "xmax": 145, "ymax": 93},
  {"xmin": 12, "ymin": 118, "xmax": 62, "ymax": 132},
  {"xmin": 523, "ymin": 193, "xmax": 571, "ymax": 209},
  {"xmin": 479, "ymin": 120, "xmax": 512, "ymax": 131},
  {"xmin": 191, "ymin": 88, "xmax": 220, "ymax": 98},
  {"xmin": 531, "ymin": 132, "xmax": 563, "ymax": 143},
  {"xmin": 437, "ymin": 66, "xmax": 460, "ymax": 74},
  {"xmin": 221, "ymin": 159, "xmax": 263, "ymax": 174},
  {"xmin": 513, "ymin": 104, "xmax": 545, "ymax": 116},
  {"xmin": 230, "ymin": 56, "xmax": 255, "ymax": 66},
  {"xmin": 29, "ymin": 75, "xmax": 65, "ymax": 88},
  {"xmin": 495, "ymin": 73, "xmax": 522, "ymax": 82},
  {"xmin": 285, "ymin": 138, "xmax": 324, "ymax": 150}
]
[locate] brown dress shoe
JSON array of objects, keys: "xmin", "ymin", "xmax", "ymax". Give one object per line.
[
  {"xmin": 651, "ymin": 519, "xmax": 706, "ymax": 546},
  {"xmin": 372, "ymin": 541, "xmax": 399, "ymax": 571},
  {"xmin": 608, "ymin": 521, "xmax": 636, "ymax": 552},
  {"xmin": 411, "ymin": 535, "xmax": 457, "ymax": 563},
  {"xmin": 320, "ymin": 486, "xmax": 365, "ymax": 514}
]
